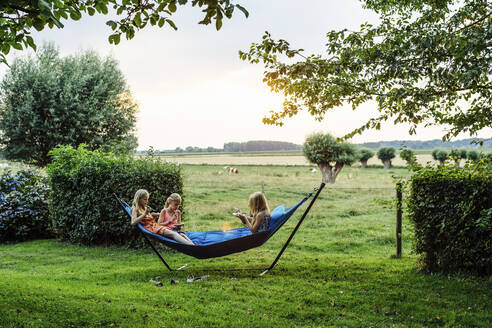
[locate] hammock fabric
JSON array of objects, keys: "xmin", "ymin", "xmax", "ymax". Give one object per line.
[{"xmin": 119, "ymin": 194, "xmax": 312, "ymax": 259}]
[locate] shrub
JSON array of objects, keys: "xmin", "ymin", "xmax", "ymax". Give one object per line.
[
  {"xmin": 431, "ymin": 149, "xmax": 448, "ymax": 165},
  {"xmin": 467, "ymin": 150, "xmax": 479, "ymax": 162},
  {"xmin": 399, "ymin": 147, "xmax": 416, "ymax": 167},
  {"xmin": 46, "ymin": 145, "xmax": 183, "ymax": 247},
  {"xmin": 0, "ymin": 170, "xmax": 51, "ymax": 243},
  {"xmin": 407, "ymin": 162, "xmax": 491, "ymax": 275},
  {"xmin": 358, "ymin": 148, "xmax": 374, "ymax": 168},
  {"xmin": 449, "ymin": 148, "xmax": 467, "ymax": 166},
  {"xmin": 376, "ymin": 147, "xmax": 396, "ymax": 168}
]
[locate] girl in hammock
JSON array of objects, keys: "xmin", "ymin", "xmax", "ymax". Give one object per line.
[
  {"xmin": 234, "ymin": 192, "xmax": 271, "ymax": 233},
  {"xmin": 158, "ymin": 193, "xmax": 194, "ymax": 245},
  {"xmin": 131, "ymin": 189, "xmax": 194, "ymax": 245}
]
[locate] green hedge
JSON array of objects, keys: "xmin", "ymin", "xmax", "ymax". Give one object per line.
[
  {"xmin": 408, "ymin": 163, "xmax": 491, "ymax": 275},
  {"xmin": 46, "ymin": 145, "xmax": 183, "ymax": 247}
]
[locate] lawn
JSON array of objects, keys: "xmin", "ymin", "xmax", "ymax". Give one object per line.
[{"xmin": 1, "ymin": 165, "xmax": 491, "ymax": 327}]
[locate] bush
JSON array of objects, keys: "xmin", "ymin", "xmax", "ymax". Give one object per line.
[
  {"xmin": 407, "ymin": 162, "xmax": 492, "ymax": 275},
  {"xmin": 0, "ymin": 170, "xmax": 51, "ymax": 243},
  {"xmin": 467, "ymin": 150, "xmax": 479, "ymax": 161},
  {"xmin": 399, "ymin": 147, "xmax": 416, "ymax": 167},
  {"xmin": 46, "ymin": 145, "xmax": 183, "ymax": 247},
  {"xmin": 449, "ymin": 148, "xmax": 467, "ymax": 165},
  {"xmin": 358, "ymin": 148, "xmax": 374, "ymax": 168},
  {"xmin": 377, "ymin": 147, "xmax": 396, "ymax": 168},
  {"xmin": 431, "ymin": 149, "xmax": 448, "ymax": 165}
]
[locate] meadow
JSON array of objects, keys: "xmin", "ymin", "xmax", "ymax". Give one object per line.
[
  {"xmin": 150, "ymin": 151, "xmax": 434, "ymax": 166},
  {"xmin": 0, "ymin": 161, "xmax": 491, "ymax": 327}
]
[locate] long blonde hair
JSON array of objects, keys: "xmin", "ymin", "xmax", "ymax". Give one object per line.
[
  {"xmin": 248, "ymin": 192, "xmax": 270, "ymax": 217},
  {"xmin": 132, "ymin": 189, "xmax": 149, "ymax": 216},
  {"xmin": 165, "ymin": 193, "xmax": 182, "ymax": 208}
]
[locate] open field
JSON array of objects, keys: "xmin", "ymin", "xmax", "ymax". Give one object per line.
[{"xmin": 1, "ymin": 164, "xmax": 491, "ymax": 327}]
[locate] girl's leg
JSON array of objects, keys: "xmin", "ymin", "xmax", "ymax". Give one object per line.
[
  {"xmin": 178, "ymin": 232, "xmax": 194, "ymax": 244},
  {"xmin": 161, "ymin": 229, "xmax": 195, "ymax": 245}
]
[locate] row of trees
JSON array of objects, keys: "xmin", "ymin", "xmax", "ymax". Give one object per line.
[
  {"xmin": 431, "ymin": 148, "xmax": 491, "ymax": 165},
  {"xmin": 303, "ymin": 133, "xmax": 400, "ymax": 183},
  {"xmin": 303, "ymin": 133, "xmax": 492, "ymax": 184},
  {"xmin": 224, "ymin": 140, "xmax": 301, "ymax": 152}
]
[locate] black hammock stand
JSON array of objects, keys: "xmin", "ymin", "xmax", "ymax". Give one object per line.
[{"xmin": 114, "ymin": 182, "xmax": 325, "ymax": 275}]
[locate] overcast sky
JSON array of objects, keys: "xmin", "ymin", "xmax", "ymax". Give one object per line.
[{"xmin": 1, "ymin": 0, "xmax": 490, "ymax": 150}]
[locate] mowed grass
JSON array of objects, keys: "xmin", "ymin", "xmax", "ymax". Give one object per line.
[{"xmin": 1, "ymin": 165, "xmax": 491, "ymax": 327}]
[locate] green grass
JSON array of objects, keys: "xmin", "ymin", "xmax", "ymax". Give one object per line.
[{"xmin": 1, "ymin": 165, "xmax": 491, "ymax": 327}]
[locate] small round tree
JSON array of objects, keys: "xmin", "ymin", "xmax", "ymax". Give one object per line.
[
  {"xmin": 433, "ymin": 149, "xmax": 448, "ymax": 165},
  {"xmin": 377, "ymin": 147, "xmax": 396, "ymax": 169},
  {"xmin": 399, "ymin": 147, "xmax": 416, "ymax": 167},
  {"xmin": 303, "ymin": 133, "xmax": 358, "ymax": 184},
  {"xmin": 467, "ymin": 150, "xmax": 479, "ymax": 162},
  {"xmin": 449, "ymin": 149, "xmax": 467, "ymax": 166},
  {"xmin": 359, "ymin": 148, "xmax": 374, "ymax": 168},
  {"xmin": 431, "ymin": 149, "xmax": 439, "ymax": 161}
]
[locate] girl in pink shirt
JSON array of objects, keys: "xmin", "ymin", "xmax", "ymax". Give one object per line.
[{"xmin": 158, "ymin": 193, "xmax": 194, "ymax": 244}]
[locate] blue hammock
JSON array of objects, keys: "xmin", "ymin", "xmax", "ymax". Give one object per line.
[
  {"xmin": 119, "ymin": 194, "xmax": 311, "ymax": 259},
  {"xmin": 114, "ymin": 183, "xmax": 325, "ymax": 272}
]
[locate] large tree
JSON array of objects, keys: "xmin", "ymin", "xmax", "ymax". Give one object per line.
[
  {"xmin": 0, "ymin": 43, "xmax": 138, "ymax": 166},
  {"xmin": 0, "ymin": 0, "xmax": 248, "ymax": 65},
  {"xmin": 240, "ymin": 0, "xmax": 491, "ymax": 141},
  {"xmin": 303, "ymin": 132, "xmax": 358, "ymax": 184}
]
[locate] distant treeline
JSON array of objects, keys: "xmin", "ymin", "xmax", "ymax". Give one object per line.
[
  {"xmin": 135, "ymin": 138, "xmax": 491, "ymax": 154},
  {"xmin": 359, "ymin": 138, "xmax": 491, "ymax": 150},
  {"xmin": 223, "ymin": 140, "xmax": 301, "ymax": 152}
]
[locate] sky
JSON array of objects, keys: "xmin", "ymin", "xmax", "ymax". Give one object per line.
[{"xmin": 1, "ymin": 0, "xmax": 490, "ymax": 150}]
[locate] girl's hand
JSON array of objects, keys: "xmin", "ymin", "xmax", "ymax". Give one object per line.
[
  {"xmin": 238, "ymin": 213, "xmax": 247, "ymax": 224},
  {"xmin": 145, "ymin": 206, "xmax": 152, "ymax": 215}
]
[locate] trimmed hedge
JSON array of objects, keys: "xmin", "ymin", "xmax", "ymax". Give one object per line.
[
  {"xmin": 0, "ymin": 170, "xmax": 51, "ymax": 243},
  {"xmin": 408, "ymin": 162, "xmax": 491, "ymax": 275},
  {"xmin": 46, "ymin": 145, "xmax": 183, "ymax": 247}
]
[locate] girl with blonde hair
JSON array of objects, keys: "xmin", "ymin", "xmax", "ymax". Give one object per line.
[
  {"xmin": 157, "ymin": 193, "xmax": 193, "ymax": 244},
  {"xmin": 234, "ymin": 192, "xmax": 271, "ymax": 233},
  {"xmin": 131, "ymin": 189, "xmax": 194, "ymax": 245}
]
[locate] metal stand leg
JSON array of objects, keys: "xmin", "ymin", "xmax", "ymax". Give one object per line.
[
  {"xmin": 141, "ymin": 233, "xmax": 175, "ymax": 271},
  {"xmin": 260, "ymin": 182, "xmax": 326, "ymax": 275}
]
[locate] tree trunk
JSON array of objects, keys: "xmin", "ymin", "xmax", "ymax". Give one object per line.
[
  {"xmin": 361, "ymin": 160, "xmax": 368, "ymax": 168},
  {"xmin": 383, "ymin": 160, "xmax": 391, "ymax": 169},
  {"xmin": 318, "ymin": 163, "xmax": 344, "ymax": 184}
]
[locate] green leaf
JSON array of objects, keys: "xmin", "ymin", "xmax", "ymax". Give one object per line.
[
  {"xmin": 33, "ymin": 19, "xmax": 45, "ymax": 31},
  {"xmin": 215, "ymin": 18, "xmax": 222, "ymax": 30},
  {"xmin": 69, "ymin": 10, "xmax": 82, "ymax": 21},
  {"xmin": 26, "ymin": 36, "xmax": 36, "ymax": 50},
  {"xmin": 235, "ymin": 4, "xmax": 249, "ymax": 18},
  {"xmin": 166, "ymin": 19, "xmax": 177, "ymax": 30},
  {"xmin": 134, "ymin": 13, "xmax": 142, "ymax": 27},
  {"xmin": 106, "ymin": 20, "xmax": 117, "ymax": 30},
  {"xmin": 87, "ymin": 7, "xmax": 96, "ymax": 16},
  {"xmin": 168, "ymin": 2, "xmax": 177, "ymax": 13},
  {"xmin": 158, "ymin": 17, "xmax": 165, "ymax": 28}
]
